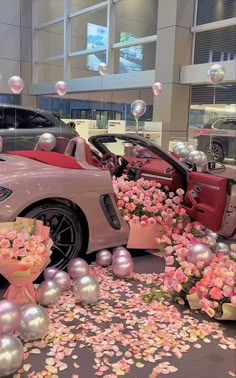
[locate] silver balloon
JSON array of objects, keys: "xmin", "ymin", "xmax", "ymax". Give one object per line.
[
  {"xmin": 73, "ymin": 275, "xmax": 100, "ymax": 305},
  {"xmin": 99, "ymin": 62, "xmax": 108, "ymax": 76},
  {"xmin": 130, "ymin": 100, "xmax": 146, "ymax": 119},
  {"xmin": 0, "ymin": 335, "xmax": 24, "ymax": 376},
  {"xmin": 229, "ymin": 250, "xmax": 236, "ymax": 261},
  {"xmin": 187, "ymin": 144, "xmax": 196, "ymax": 152},
  {"xmin": 96, "ymin": 250, "xmax": 112, "ymax": 267},
  {"xmin": 18, "ymin": 304, "xmax": 49, "ymax": 341},
  {"xmin": 175, "ymin": 146, "xmax": 189, "ymax": 159},
  {"xmin": 206, "ymin": 235, "xmax": 217, "ymax": 249},
  {"xmin": 36, "ymin": 281, "xmax": 61, "ymax": 307},
  {"xmin": 44, "ymin": 267, "xmax": 59, "ymax": 281},
  {"xmin": 208, "ymin": 63, "xmax": 226, "ymax": 85},
  {"xmin": 174, "ymin": 142, "xmax": 185, "ymax": 152},
  {"xmin": 187, "ymin": 243, "xmax": 212, "ymax": 266},
  {"xmin": 113, "ymin": 246, "xmax": 131, "ymax": 260},
  {"xmin": 0, "ymin": 300, "xmax": 22, "ymax": 335},
  {"xmin": 199, "ymin": 151, "xmax": 208, "ymax": 164},
  {"xmin": 188, "ymin": 150, "xmax": 203, "ymax": 166},
  {"xmin": 67, "ymin": 258, "xmax": 89, "ymax": 280},
  {"xmin": 52, "ymin": 271, "xmax": 71, "ymax": 291},
  {"xmin": 38, "ymin": 133, "xmax": 56, "ymax": 151},
  {"xmin": 215, "ymin": 242, "xmax": 230, "ymax": 256},
  {"xmin": 205, "ymin": 229, "xmax": 219, "ymax": 240},
  {"xmin": 112, "ymin": 255, "xmax": 134, "ymax": 279}
]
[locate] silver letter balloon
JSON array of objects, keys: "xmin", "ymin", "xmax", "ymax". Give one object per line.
[
  {"xmin": 67, "ymin": 258, "xmax": 89, "ymax": 280},
  {"xmin": 187, "ymin": 243, "xmax": 212, "ymax": 266},
  {"xmin": 73, "ymin": 275, "xmax": 100, "ymax": 305},
  {"xmin": 18, "ymin": 304, "xmax": 49, "ymax": 341},
  {"xmin": 96, "ymin": 250, "xmax": 112, "ymax": 267},
  {"xmin": 112, "ymin": 255, "xmax": 134, "ymax": 279},
  {"xmin": 0, "ymin": 300, "xmax": 22, "ymax": 335},
  {"xmin": 36, "ymin": 281, "xmax": 61, "ymax": 306},
  {"xmin": 0, "ymin": 335, "xmax": 24, "ymax": 376}
]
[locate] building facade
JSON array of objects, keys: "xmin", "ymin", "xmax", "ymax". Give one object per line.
[{"xmin": 0, "ymin": 0, "xmax": 235, "ymax": 148}]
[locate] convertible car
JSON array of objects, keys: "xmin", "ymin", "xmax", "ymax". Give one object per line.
[{"xmin": 0, "ymin": 134, "xmax": 235, "ymax": 270}]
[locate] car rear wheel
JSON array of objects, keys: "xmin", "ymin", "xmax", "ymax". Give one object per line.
[
  {"xmin": 24, "ymin": 202, "xmax": 84, "ymax": 270},
  {"xmin": 206, "ymin": 143, "xmax": 224, "ymax": 162}
]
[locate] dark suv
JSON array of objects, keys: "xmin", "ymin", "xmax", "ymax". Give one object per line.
[
  {"xmin": 197, "ymin": 117, "xmax": 236, "ymax": 162},
  {"xmin": 0, "ymin": 104, "xmax": 77, "ymax": 151}
]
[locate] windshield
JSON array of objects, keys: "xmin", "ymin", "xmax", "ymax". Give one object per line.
[{"xmin": 101, "ymin": 137, "xmax": 161, "ymax": 159}]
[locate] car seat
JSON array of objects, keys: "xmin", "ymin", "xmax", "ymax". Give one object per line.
[
  {"xmin": 64, "ymin": 136, "xmax": 100, "ymax": 170},
  {"xmin": 35, "ymin": 136, "xmax": 70, "ymax": 154}
]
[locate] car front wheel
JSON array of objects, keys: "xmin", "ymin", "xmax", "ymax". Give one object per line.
[
  {"xmin": 24, "ymin": 202, "xmax": 84, "ymax": 270},
  {"xmin": 206, "ymin": 142, "xmax": 225, "ymax": 162}
]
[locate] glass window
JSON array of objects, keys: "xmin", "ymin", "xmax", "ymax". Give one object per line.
[
  {"xmin": 220, "ymin": 119, "xmax": 236, "ymax": 130},
  {"xmin": 194, "ymin": 25, "xmax": 236, "ymax": 64},
  {"xmin": 38, "ymin": 22, "xmax": 64, "ymax": 60},
  {"xmin": 197, "ymin": 0, "xmax": 236, "ymax": 25},
  {"xmin": 0, "ymin": 108, "xmax": 17, "ymax": 129},
  {"xmin": 38, "ymin": 0, "xmax": 64, "ymax": 25},
  {"xmin": 71, "ymin": 0, "xmax": 105, "ymax": 13}
]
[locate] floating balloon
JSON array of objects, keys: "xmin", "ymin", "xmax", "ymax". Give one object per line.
[
  {"xmin": 0, "ymin": 300, "xmax": 22, "ymax": 335},
  {"xmin": 36, "ymin": 281, "xmax": 61, "ymax": 307},
  {"xmin": 113, "ymin": 246, "xmax": 131, "ymax": 260},
  {"xmin": 112, "ymin": 255, "xmax": 134, "ymax": 278},
  {"xmin": 187, "ymin": 243, "xmax": 212, "ymax": 266},
  {"xmin": 18, "ymin": 304, "xmax": 49, "ymax": 341},
  {"xmin": 214, "ymin": 242, "xmax": 230, "ymax": 256},
  {"xmin": 67, "ymin": 258, "xmax": 89, "ymax": 280},
  {"xmin": 188, "ymin": 150, "xmax": 204, "ymax": 166},
  {"xmin": 52, "ymin": 271, "xmax": 71, "ymax": 291},
  {"xmin": 73, "ymin": 275, "xmax": 100, "ymax": 305},
  {"xmin": 0, "ymin": 335, "xmax": 24, "ymax": 376},
  {"xmin": 99, "ymin": 62, "xmax": 108, "ymax": 76},
  {"xmin": 8, "ymin": 76, "xmax": 24, "ymax": 94},
  {"xmin": 38, "ymin": 133, "xmax": 56, "ymax": 152},
  {"xmin": 206, "ymin": 235, "xmax": 217, "ymax": 249},
  {"xmin": 55, "ymin": 80, "xmax": 68, "ymax": 96},
  {"xmin": 96, "ymin": 250, "xmax": 112, "ymax": 267},
  {"xmin": 208, "ymin": 63, "xmax": 226, "ymax": 85},
  {"xmin": 44, "ymin": 267, "xmax": 59, "ymax": 281},
  {"xmin": 152, "ymin": 82, "xmax": 163, "ymax": 96},
  {"xmin": 130, "ymin": 100, "xmax": 146, "ymax": 120}
]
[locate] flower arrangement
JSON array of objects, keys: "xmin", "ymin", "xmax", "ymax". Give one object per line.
[{"xmin": 0, "ymin": 218, "xmax": 53, "ymax": 305}]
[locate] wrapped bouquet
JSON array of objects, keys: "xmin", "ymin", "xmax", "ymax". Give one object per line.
[{"xmin": 0, "ymin": 218, "xmax": 53, "ymax": 305}]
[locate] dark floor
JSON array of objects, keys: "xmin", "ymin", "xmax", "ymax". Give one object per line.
[{"xmin": 0, "ymin": 253, "xmax": 235, "ymax": 378}]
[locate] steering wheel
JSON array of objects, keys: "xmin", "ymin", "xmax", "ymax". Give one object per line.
[{"xmin": 99, "ymin": 152, "xmax": 118, "ymax": 175}]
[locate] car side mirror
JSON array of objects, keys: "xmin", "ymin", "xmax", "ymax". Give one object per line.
[{"xmin": 201, "ymin": 161, "xmax": 226, "ymax": 174}]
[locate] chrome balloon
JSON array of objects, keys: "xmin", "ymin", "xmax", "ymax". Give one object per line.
[
  {"xmin": 67, "ymin": 258, "xmax": 89, "ymax": 280},
  {"xmin": 96, "ymin": 250, "xmax": 112, "ymax": 267},
  {"xmin": 130, "ymin": 100, "xmax": 146, "ymax": 119},
  {"xmin": 187, "ymin": 243, "xmax": 212, "ymax": 266},
  {"xmin": 229, "ymin": 250, "xmax": 236, "ymax": 261},
  {"xmin": 205, "ymin": 229, "xmax": 219, "ymax": 240},
  {"xmin": 208, "ymin": 63, "xmax": 226, "ymax": 85},
  {"xmin": 0, "ymin": 300, "xmax": 21, "ymax": 336},
  {"xmin": 175, "ymin": 146, "xmax": 189, "ymax": 159},
  {"xmin": 215, "ymin": 242, "xmax": 230, "ymax": 256},
  {"xmin": 99, "ymin": 62, "xmax": 108, "ymax": 76},
  {"xmin": 152, "ymin": 82, "xmax": 163, "ymax": 96},
  {"xmin": 36, "ymin": 281, "xmax": 61, "ymax": 306},
  {"xmin": 52, "ymin": 271, "xmax": 71, "ymax": 291},
  {"xmin": 18, "ymin": 304, "xmax": 49, "ymax": 341},
  {"xmin": 206, "ymin": 235, "xmax": 217, "ymax": 249},
  {"xmin": 44, "ymin": 267, "xmax": 59, "ymax": 281},
  {"xmin": 73, "ymin": 275, "xmax": 100, "ymax": 305},
  {"xmin": 113, "ymin": 246, "xmax": 131, "ymax": 260},
  {"xmin": 188, "ymin": 150, "xmax": 204, "ymax": 166},
  {"xmin": 55, "ymin": 80, "xmax": 68, "ymax": 96},
  {"xmin": 187, "ymin": 144, "xmax": 196, "ymax": 152},
  {"xmin": 38, "ymin": 133, "xmax": 56, "ymax": 152},
  {"xmin": 199, "ymin": 151, "xmax": 208, "ymax": 164},
  {"xmin": 0, "ymin": 335, "xmax": 24, "ymax": 376},
  {"xmin": 112, "ymin": 255, "xmax": 134, "ymax": 278}
]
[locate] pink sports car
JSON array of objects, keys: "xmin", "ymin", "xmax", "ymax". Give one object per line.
[{"xmin": 0, "ymin": 134, "xmax": 235, "ymax": 270}]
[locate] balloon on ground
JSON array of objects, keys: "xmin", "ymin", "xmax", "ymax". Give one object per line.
[
  {"xmin": 67, "ymin": 258, "xmax": 89, "ymax": 279},
  {"xmin": 36, "ymin": 281, "xmax": 61, "ymax": 306},
  {"xmin": 0, "ymin": 335, "xmax": 24, "ymax": 376},
  {"xmin": 0, "ymin": 300, "xmax": 22, "ymax": 335},
  {"xmin": 73, "ymin": 275, "xmax": 100, "ymax": 305},
  {"xmin": 18, "ymin": 304, "xmax": 49, "ymax": 341},
  {"xmin": 96, "ymin": 250, "xmax": 112, "ymax": 267},
  {"xmin": 112, "ymin": 255, "xmax": 134, "ymax": 278}
]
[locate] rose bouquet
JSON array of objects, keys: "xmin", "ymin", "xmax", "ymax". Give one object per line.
[{"xmin": 0, "ymin": 218, "xmax": 53, "ymax": 305}]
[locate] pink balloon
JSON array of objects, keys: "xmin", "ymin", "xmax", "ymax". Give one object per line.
[
  {"xmin": 55, "ymin": 81, "xmax": 68, "ymax": 96},
  {"xmin": 112, "ymin": 255, "xmax": 134, "ymax": 279},
  {"xmin": 44, "ymin": 267, "xmax": 58, "ymax": 281},
  {"xmin": 113, "ymin": 246, "xmax": 131, "ymax": 260},
  {"xmin": 8, "ymin": 76, "xmax": 24, "ymax": 94},
  {"xmin": 52, "ymin": 271, "xmax": 71, "ymax": 291},
  {"xmin": 96, "ymin": 250, "xmax": 112, "ymax": 267},
  {"xmin": 152, "ymin": 82, "xmax": 163, "ymax": 96},
  {"xmin": 0, "ymin": 300, "xmax": 22, "ymax": 335}
]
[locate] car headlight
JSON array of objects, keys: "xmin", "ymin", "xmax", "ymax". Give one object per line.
[{"xmin": 0, "ymin": 187, "xmax": 12, "ymax": 202}]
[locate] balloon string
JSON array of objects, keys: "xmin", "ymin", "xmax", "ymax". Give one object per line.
[
  {"xmin": 210, "ymin": 86, "xmax": 216, "ymax": 151},
  {"xmin": 135, "ymin": 117, "xmax": 139, "ymax": 135}
]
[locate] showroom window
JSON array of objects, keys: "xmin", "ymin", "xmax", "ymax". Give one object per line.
[{"xmin": 196, "ymin": 0, "xmax": 236, "ymax": 25}]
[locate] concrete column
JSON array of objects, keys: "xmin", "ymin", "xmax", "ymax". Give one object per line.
[{"xmin": 153, "ymin": 0, "xmax": 195, "ymax": 149}]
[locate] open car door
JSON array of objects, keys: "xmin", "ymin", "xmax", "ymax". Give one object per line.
[{"xmin": 183, "ymin": 172, "xmax": 228, "ymax": 232}]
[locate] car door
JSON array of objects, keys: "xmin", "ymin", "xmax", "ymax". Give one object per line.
[
  {"xmin": 0, "ymin": 107, "xmax": 19, "ymax": 151},
  {"xmin": 183, "ymin": 171, "xmax": 228, "ymax": 232}
]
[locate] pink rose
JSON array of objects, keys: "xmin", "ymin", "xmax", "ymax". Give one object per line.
[
  {"xmin": 222, "ymin": 285, "xmax": 233, "ymax": 297},
  {"xmin": 209, "ymin": 287, "xmax": 223, "ymax": 300},
  {"xmin": 13, "ymin": 237, "xmax": 25, "ymax": 248},
  {"xmin": 230, "ymin": 295, "xmax": 236, "ymax": 306},
  {"xmin": 0, "ymin": 239, "xmax": 10, "ymax": 248},
  {"xmin": 189, "ymin": 287, "xmax": 197, "ymax": 295},
  {"xmin": 6, "ymin": 230, "xmax": 17, "ymax": 241},
  {"xmin": 25, "ymin": 240, "xmax": 37, "ymax": 252},
  {"xmin": 173, "ymin": 283, "xmax": 182, "ymax": 292},
  {"xmin": 176, "ymin": 188, "xmax": 185, "ymax": 196},
  {"xmin": 200, "ymin": 298, "xmax": 211, "ymax": 311},
  {"xmin": 148, "ymin": 217, "xmax": 156, "ymax": 225},
  {"xmin": 214, "ymin": 278, "xmax": 223, "ymax": 289},
  {"xmin": 224, "ymin": 277, "xmax": 234, "ymax": 286},
  {"xmin": 37, "ymin": 243, "xmax": 46, "ymax": 254},
  {"xmin": 117, "ymin": 200, "xmax": 124, "ymax": 208},
  {"xmin": 173, "ymin": 196, "xmax": 181, "ymax": 205},
  {"xmin": 205, "ymin": 307, "xmax": 215, "ymax": 318},
  {"xmin": 165, "ymin": 256, "xmax": 175, "ymax": 266}
]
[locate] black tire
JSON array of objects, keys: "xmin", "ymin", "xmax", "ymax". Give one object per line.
[
  {"xmin": 207, "ymin": 143, "xmax": 225, "ymax": 163},
  {"xmin": 24, "ymin": 202, "xmax": 84, "ymax": 270}
]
